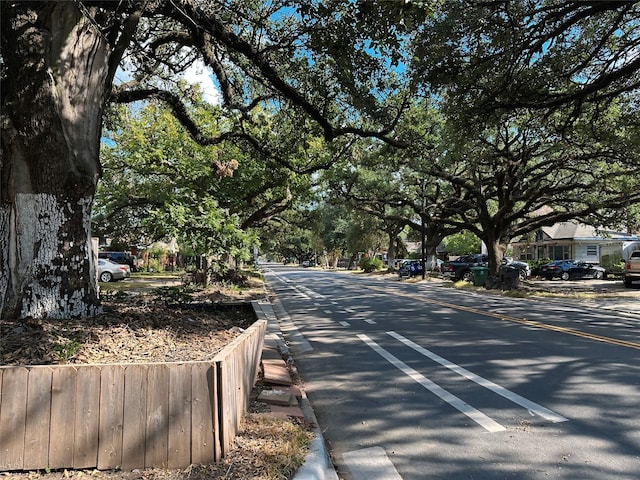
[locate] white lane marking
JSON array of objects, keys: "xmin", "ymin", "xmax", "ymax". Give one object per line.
[
  {"xmin": 387, "ymin": 331, "xmax": 568, "ymax": 423},
  {"xmin": 275, "ymin": 282, "xmax": 309, "ymax": 299},
  {"xmin": 344, "ymin": 307, "xmax": 356, "ymax": 313},
  {"xmin": 298, "ymin": 286, "xmax": 325, "ymax": 299},
  {"xmin": 271, "ymin": 302, "xmax": 314, "ymax": 353},
  {"xmin": 339, "ymin": 321, "xmax": 351, "ymax": 327},
  {"xmin": 358, "ymin": 334, "xmax": 505, "ymax": 433},
  {"xmin": 324, "ymin": 310, "xmax": 333, "ymax": 314},
  {"xmin": 278, "ymin": 315, "xmax": 313, "ymax": 353},
  {"xmin": 364, "ymin": 319, "xmax": 377, "ymax": 325},
  {"xmin": 343, "ymin": 446, "xmax": 402, "ymax": 480}
]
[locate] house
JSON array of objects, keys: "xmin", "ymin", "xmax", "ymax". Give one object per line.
[{"xmin": 511, "ymin": 222, "xmax": 640, "ymax": 268}]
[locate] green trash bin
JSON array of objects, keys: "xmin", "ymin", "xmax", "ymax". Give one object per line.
[{"xmin": 470, "ymin": 266, "xmax": 489, "ymax": 286}]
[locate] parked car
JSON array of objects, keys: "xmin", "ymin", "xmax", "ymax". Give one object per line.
[
  {"xmin": 624, "ymin": 250, "xmax": 640, "ymax": 288},
  {"xmin": 399, "ymin": 260, "xmax": 424, "ymax": 278},
  {"xmin": 98, "ymin": 251, "xmax": 137, "ymax": 271},
  {"xmin": 566, "ymin": 262, "xmax": 607, "ymax": 280},
  {"xmin": 540, "ymin": 260, "xmax": 577, "ymax": 280},
  {"xmin": 501, "ymin": 257, "xmax": 531, "ymax": 280},
  {"xmin": 442, "ymin": 254, "xmax": 488, "ymax": 282},
  {"xmin": 98, "ymin": 258, "xmax": 131, "ymax": 282}
]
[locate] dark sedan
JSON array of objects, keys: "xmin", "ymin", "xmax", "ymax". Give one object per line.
[
  {"xmin": 540, "ymin": 260, "xmax": 576, "ymax": 280},
  {"xmin": 566, "ymin": 262, "xmax": 607, "ymax": 280}
]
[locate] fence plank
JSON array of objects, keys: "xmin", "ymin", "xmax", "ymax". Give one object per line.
[
  {"xmin": 215, "ymin": 320, "xmax": 266, "ymax": 457},
  {"xmin": 73, "ymin": 366, "xmax": 100, "ymax": 469},
  {"xmin": 49, "ymin": 367, "xmax": 77, "ymax": 469},
  {"xmin": 191, "ymin": 363, "xmax": 217, "ymax": 464},
  {"xmin": 0, "ymin": 367, "xmax": 29, "ymax": 470},
  {"xmin": 168, "ymin": 364, "xmax": 192, "ymax": 468},
  {"xmin": 98, "ymin": 365, "xmax": 125, "ymax": 470},
  {"xmin": 145, "ymin": 364, "xmax": 169, "ymax": 468},
  {"xmin": 218, "ymin": 356, "xmax": 235, "ymax": 456},
  {"xmin": 23, "ymin": 367, "xmax": 52, "ymax": 469},
  {"xmin": 122, "ymin": 365, "xmax": 147, "ymax": 471}
]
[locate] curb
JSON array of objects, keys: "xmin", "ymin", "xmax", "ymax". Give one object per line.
[
  {"xmin": 253, "ymin": 298, "xmax": 339, "ymax": 480},
  {"xmin": 293, "ymin": 393, "xmax": 339, "ymax": 480}
]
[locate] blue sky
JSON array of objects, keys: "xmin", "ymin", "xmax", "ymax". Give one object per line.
[{"xmin": 114, "ymin": 58, "xmax": 222, "ymax": 105}]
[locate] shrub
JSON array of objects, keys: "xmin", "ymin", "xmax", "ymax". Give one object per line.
[
  {"xmin": 530, "ymin": 258, "xmax": 551, "ymax": 276},
  {"xmin": 360, "ymin": 257, "xmax": 383, "ymax": 272}
]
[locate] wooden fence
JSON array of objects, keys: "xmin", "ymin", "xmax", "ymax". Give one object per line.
[{"xmin": 0, "ymin": 318, "xmax": 267, "ymax": 472}]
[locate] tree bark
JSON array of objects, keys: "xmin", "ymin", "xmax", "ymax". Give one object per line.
[
  {"xmin": 484, "ymin": 235, "xmax": 507, "ymax": 280},
  {"xmin": 385, "ymin": 223, "xmax": 404, "ymax": 272},
  {"xmin": 1, "ymin": 3, "xmax": 109, "ymax": 318}
]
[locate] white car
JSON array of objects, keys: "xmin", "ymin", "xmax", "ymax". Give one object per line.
[{"xmin": 98, "ymin": 258, "xmax": 131, "ymax": 282}]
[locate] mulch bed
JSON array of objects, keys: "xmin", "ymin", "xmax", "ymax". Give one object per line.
[{"xmin": 1, "ymin": 299, "xmax": 255, "ymax": 366}]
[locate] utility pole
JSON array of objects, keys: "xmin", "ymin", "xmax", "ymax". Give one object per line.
[{"xmin": 421, "ymin": 178, "xmax": 426, "ymax": 280}]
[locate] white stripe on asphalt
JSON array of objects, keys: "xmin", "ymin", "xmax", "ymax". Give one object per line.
[
  {"xmin": 339, "ymin": 321, "xmax": 351, "ymax": 327},
  {"xmin": 364, "ymin": 319, "xmax": 376, "ymax": 325},
  {"xmin": 387, "ymin": 331, "xmax": 568, "ymax": 423},
  {"xmin": 343, "ymin": 446, "xmax": 402, "ymax": 480},
  {"xmin": 272, "ymin": 308, "xmax": 314, "ymax": 353},
  {"xmin": 357, "ymin": 334, "xmax": 506, "ymax": 433}
]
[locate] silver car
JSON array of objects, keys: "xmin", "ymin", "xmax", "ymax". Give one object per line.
[{"xmin": 98, "ymin": 258, "xmax": 131, "ymax": 282}]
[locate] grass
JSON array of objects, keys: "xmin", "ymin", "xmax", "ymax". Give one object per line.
[
  {"xmin": 256, "ymin": 417, "xmax": 313, "ymax": 480},
  {"xmin": 526, "ymin": 290, "xmax": 622, "ymax": 300}
]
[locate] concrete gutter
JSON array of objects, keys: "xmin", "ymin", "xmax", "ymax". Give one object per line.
[{"xmin": 293, "ymin": 393, "xmax": 339, "ymax": 480}]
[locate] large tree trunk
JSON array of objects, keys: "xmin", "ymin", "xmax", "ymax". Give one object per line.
[
  {"xmin": 384, "ymin": 223, "xmax": 404, "ymax": 272},
  {"xmin": 484, "ymin": 235, "xmax": 507, "ymax": 278},
  {"xmin": 1, "ymin": 3, "xmax": 110, "ymax": 318}
]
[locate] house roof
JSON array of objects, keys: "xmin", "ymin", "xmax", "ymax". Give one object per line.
[{"xmin": 541, "ymin": 222, "xmax": 638, "ymax": 241}]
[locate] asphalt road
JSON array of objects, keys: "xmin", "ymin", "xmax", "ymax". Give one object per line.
[{"xmin": 264, "ymin": 265, "xmax": 640, "ymax": 480}]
